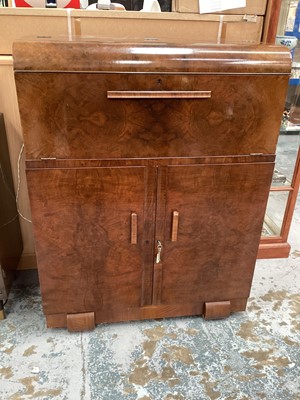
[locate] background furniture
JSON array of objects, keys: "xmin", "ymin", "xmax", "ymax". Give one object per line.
[
  {"xmin": 259, "ymin": 0, "xmax": 300, "ymax": 257},
  {"xmin": 0, "ymin": 113, "xmax": 23, "ymax": 320}
]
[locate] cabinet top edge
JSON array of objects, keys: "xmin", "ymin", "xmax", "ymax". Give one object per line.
[{"xmin": 13, "ymin": 39, "xmax": 292, "ymax": 74}]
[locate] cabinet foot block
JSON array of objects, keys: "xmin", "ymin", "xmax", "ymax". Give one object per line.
[
  {"xmin": 66, "ymin": 312, "xmax": 95, "ymax": 332},
  {"xmin": 203, "ymin": 301, "xmax": 231, "ymax": 320}
]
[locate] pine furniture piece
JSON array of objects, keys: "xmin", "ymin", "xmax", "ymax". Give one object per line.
[{"xmin": 13, "ymin": 39, "xmax": 291, "ymax": 331}]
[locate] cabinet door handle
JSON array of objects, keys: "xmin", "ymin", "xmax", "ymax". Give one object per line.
[
  {"xmin": 131, "ymin": 212, "xmax": 138, "ymax": 244},
  {"xmin": 171, "ymin": 211, "xmax": 179, "ymax": 242},
  {"xmin": 107, "ymin": 91, "xmax": 211, "ymax": 99}
]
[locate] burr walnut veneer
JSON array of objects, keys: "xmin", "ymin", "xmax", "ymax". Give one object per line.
[{"xmin": 13, "ymin": 39, "xmax": 291, "ymax": 331}]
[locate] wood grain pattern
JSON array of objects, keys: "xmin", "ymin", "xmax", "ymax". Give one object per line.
[
  {"xmin": 26, "ymin": 166, "xmax": 152, "ymax": 316},
  {"xmin": 262, "ymin": 0, "xmax": 282, "ymax": 44},
  {"xmin": 160, "ymin": 162, "xmax": 274, "ymax": 305},
  {"xmin": 26, "ymin": 154, "xmax": 276, "ymax": 170},
  {"xmin": 26, "ymin": 159, "xmax": 273, "ymax": 321},
  {"xmin": 152, "ymin": 166, "xmax": 167, "ymax": 305},
  {"xmin": 67, "ymin": 312, "xmax": 95, "ymax": 332},
  {"xmin": 257, "ymin": 242, "xmax": 291, "ymax": 259},
  {"xmin": 139, "ymin": 166, "xmax": 157, "ymax": 307},
  {"xmin": 15, "ymin": 73, "xmax": 289, "ymax": 159},
  {"xmin": 13, "ymin": 41, "xmax": 291, "ymax": 74},
  {"xmin": 45, "ymin": 297, "xmax": 248, "ymax": 327},
  {"xmin": 203, "ymin": 301, "xmax": 231, "ymax": 320},
  {"xmin": 14, "ymin": 40, "xmax": 289, "ymax": 329}
]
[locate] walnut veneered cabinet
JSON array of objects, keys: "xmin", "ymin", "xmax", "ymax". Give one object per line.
[{"xmin": 13, "ymin": 39, "xmax": 291, "ymax": 331}]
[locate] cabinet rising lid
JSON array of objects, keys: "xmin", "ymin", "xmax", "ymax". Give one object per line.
[{"xmin": 13, "ymin": 38, "xmax": 291, "ymax": 75}]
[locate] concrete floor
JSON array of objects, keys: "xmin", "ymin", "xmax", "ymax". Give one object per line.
[{"xmin": 0, "ymin": 137, "xmax": 300, "ymax": 400}]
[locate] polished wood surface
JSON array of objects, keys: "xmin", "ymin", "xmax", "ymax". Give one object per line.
[
  {"xmin": 161, "ymin": 162, "xmax": 274, "ymax": 305},
  {"xmin": 25, "ymin": 158, "xmax": 276, "ymax": 325},
  {"xmin": 26, "ymin": 154, "xmax": 276, "ymax": 169},
  {"xmin": 257, "ymin": 242, "xmax": 291, "ymax": 259},
  {"xmin": 13, "ymin": 41, "xmax": 291, "ymax": 74},
  {"xmin": 66, "ymin": 312, "xmax": 95, "ymax": 332},
  {"xmin": 203, "ymin": 301, "xmax": 231, "ymax": 320},
  {"xmin": 45, "ymin": 298, "xmax": 248, "ymax": 328},
  {"xmin": 15, "ymin": 73, "xmax": 288, "ymax": 159},
  {"xmin": 262, "ymin": 0, "xmax": 283, "ymax": 44},
  {"xmin": 26, "ymin": 166, "xmax": 154, "ymax": 315},
  {"xmin": 0, "ymin": 2, "xmax": 288, "ymax": 269},
  {"xmin": 14, "ymin": 40, "xmax": 290, "ymax": 329}
]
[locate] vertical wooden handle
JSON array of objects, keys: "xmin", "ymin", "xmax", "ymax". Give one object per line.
[
  {"xmin": 131, "ymin": 212, "xmax": 138, "ymax": 244},
  {"xmin": 171, "ymin": 211, "xmax": 179, "ymax": 242}
]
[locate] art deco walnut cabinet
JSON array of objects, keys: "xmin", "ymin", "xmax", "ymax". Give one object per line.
[{"xmin": 13, "ymin": 39, "xmax": 291, "ymax": 331}]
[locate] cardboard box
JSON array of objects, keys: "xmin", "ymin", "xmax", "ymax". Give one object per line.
[
  {"xmin": 72, "ymin": 10, "xmax": 263, "ymax": 45},
  {"xmin": 14, "ymin": 0, "xmax": 80, "ymax": 8},
  {"xmin": 0, "ymin": 9, "xmax": 263, "ymax": 55},
  {"xmin": 0, "ymin": 8, "xmax": 69, "ymax": 54},
  {"xmin": 172, "ymin": 0, "xmax": 267, "ymax": 15}
]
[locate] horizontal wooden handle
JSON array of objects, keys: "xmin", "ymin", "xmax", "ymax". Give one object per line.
[
  {"xmin": 107, "ymin": 91, "xmax": 211, "ymax": 99},
  {"xmin": 131, "ymin": 212, "xmax": 137, "ymax": 244},
  {"xmin": 171, "ymin": 211, "xmax": 179, "ymax": 242}
]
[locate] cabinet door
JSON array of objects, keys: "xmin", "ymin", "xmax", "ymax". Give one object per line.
[
  {"xmin": 26, "ymin": 166, "xmax": 155, "ymax": 321},
  {"xmin": 156, "ymin": 162, "xmax": 274, "ymax": 307}
]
